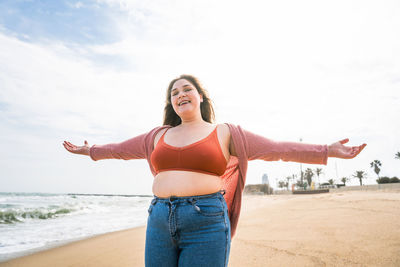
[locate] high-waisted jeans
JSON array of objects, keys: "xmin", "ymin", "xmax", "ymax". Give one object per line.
[{"xmin": 145, "ymin": 190, "xmax": 231, "ymax": 267}]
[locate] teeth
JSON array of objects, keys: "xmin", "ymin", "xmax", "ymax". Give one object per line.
[{"xmin": 179, "ymin": 101, "xmax": 190, "ymax": 106}]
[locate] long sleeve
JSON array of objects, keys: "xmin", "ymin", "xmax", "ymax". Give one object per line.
[
  {"xmin": 89, "ymin": 133, "xmax": 148, "ymax": 161},
  {"xmin": 243, "ymin": 129, "xmax": 328, "ymax": 165},
  {"xmin": 89, "ymin": 125, "xmax": 172, "ymax": 164}
]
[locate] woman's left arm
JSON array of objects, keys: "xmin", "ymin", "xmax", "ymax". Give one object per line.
[
  {"xmin": 242, "ymin": 128, "xmax": 366, "ymax": 165},
  {"xmin": 327, "ymin": 138, "xmax": 367, "ymax": 159}
]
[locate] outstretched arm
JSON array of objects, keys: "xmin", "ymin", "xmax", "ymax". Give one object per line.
[
  {"xmin": 62, "ymin": 133, "xmax": 147, "ymax": 161},
  {"xmin": 328, "ymin": 138, "xmax": 366, "ymax": 159},
  {"xmin": 240, "ymin": 128, "xmax": 366, "ymax": 164},
  {"xmin": 62, "ymin": 126, "xmax": 169, "ymax": 162}
]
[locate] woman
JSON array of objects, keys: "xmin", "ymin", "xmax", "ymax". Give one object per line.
[{"xmin": 63, "ymin": 74, "xmax": 366, "ymax": 267}]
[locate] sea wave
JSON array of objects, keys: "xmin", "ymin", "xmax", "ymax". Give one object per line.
[
  {"xmin": 0, "ymin": 192, "xmax": 152, "ymax": 261},
  {"xmin": 0, "ymin": 208, "xmax": 74, "ymax": 224}
]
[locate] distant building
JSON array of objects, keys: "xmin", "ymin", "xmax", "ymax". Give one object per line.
[{"xmin": 262, "ymin": 173, "xmax": 269, "ymax": 185}]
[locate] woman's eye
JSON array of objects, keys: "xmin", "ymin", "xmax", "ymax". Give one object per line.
[{"xmin": 171, "ymin": 88, "xmax": 191, "ymax": 96}]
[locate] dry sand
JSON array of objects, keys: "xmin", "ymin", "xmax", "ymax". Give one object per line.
[{"xmin": 1, "ymin": 190, "xmax": 399, "ymax": 267}]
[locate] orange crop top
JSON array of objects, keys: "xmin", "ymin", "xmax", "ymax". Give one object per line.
[{"xmin": 150, "ymin": 127, "xmax": 227, "ymax": 176}]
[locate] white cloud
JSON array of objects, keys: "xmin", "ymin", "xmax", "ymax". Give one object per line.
[{"xmin": 73, "ymin": 2, "xmax": 84, "ymax": 9}]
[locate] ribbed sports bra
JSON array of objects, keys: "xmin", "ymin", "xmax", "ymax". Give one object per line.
[{"xmin": 150, "ymin": 127, "xmax": 227, "ymax": 176}]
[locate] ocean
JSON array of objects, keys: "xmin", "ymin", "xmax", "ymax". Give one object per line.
[{"xmin": 0, "ymin": 192, "xmax": 153, "ymax": 262}]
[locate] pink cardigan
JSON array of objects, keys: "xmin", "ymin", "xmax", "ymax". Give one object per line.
[{"xmin": 90, "ymin": 124, "xmax": 328, "ymax": 238}]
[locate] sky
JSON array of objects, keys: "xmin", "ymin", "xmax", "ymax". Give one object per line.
[{"xmin": 0, "ymin": 0, "xmax": 399, "ymax": 195}]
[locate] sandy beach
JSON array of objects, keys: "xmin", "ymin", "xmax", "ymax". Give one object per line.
[{"xmin": 2, "ymin": 190, "xmax": 399, "ymax": 267}]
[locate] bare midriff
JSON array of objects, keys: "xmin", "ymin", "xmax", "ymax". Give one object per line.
[{"xmin": 152, "ymin": 170, "xmax": 223, "ymax": 197}]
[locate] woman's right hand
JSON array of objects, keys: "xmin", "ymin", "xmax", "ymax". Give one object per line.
[{"xmin": 63, "ymin": 140, "xmax": 90, "ymax": 156}]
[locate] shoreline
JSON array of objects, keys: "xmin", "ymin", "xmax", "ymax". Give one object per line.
[
  {"xmin": 0, "ymin": 225, "xmax": 146, "ymax": 263},
  {"xmin": 0, "ymin": 192, "xmax": 151, "ymax": 263},
  {"xmin": 0, "ymin": 226, "xmax": 147, "ymax": 267},
  {"xmin": 2, "ymin": 190, "xmax": 400, "ymax": 267}
]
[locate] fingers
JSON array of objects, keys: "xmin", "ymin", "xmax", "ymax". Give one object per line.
[
  {"xmin": 64, "ymin": 141, "xmax": 74, "ymax": 147},
  {"xmin": 360, "ymin": 143, "xmax": 367, "ymax": 150},
  {"xmin": 63, "ymin": 141, "xmax": 85, "ymax": 148},
  {"xmin": 63, "ymin": 141, "xmax": 74, "ymax": 151},
  {"xmin": 349, "ymin": 143, "xmax": 367, "ymax": 158},
  {"xmin": 63, "ymin": 141, "xmax": 79, "ymax": 152},
  {"xmin": 357, "ymin": 143, "xmax": 367, "ymax": 154},
  {"xmin": 339, "ymin": 138, "xmax": 349, "ymax": 144},
  {"xmin": 63, "ymin": 142, "xmax": 71, "ymax": 151},
  {"xmin": 63, "ymin": 140, "xmax": 90, "ymax": 155}
]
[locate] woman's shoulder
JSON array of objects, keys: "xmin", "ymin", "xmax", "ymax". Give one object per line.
[
  {"xmin": 150, "ymin": 125, "xmax": 173, "ymax": 138},
  {"xmin": 216, "ymin": 123, "xmax": 239, "ymax": 156},
  {"xmin": 217, "ymin": 123, "xmax": 241, "ymax": 134},
  {"xmin": 151, "ymin": 125, "xmax": 172, "ymax": 144},
  {"xmin": 216, "ymin": 123, "xmax": 231, "ymax": 136},
  {"xmin": 216, "ymin": 123, "xmax": 233, "ymax": 143},
  {"xmin": 146, "ymin": 125, "xmax": 170, "ymax": 138}
]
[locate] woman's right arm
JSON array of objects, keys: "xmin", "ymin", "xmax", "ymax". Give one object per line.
[{"xmin": 63, "ymin": 133, "xmax": 148, "ymax": 161}]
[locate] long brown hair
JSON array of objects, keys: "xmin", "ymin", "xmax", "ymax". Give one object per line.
[{"xmin": 163, "ymin": 74, "xmax": 215, "ymax": 126}]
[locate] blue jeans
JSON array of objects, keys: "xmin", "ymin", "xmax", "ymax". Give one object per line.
[{"xmin": 145, "ymin": 190, "xmax": 231, "ymax": 267}]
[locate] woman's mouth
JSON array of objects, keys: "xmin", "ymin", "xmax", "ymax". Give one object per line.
[{"xmin": 178, "ymin": 100, "xmax": 191, "ymax": 106}]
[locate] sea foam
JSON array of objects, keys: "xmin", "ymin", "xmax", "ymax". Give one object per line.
[{"xmin": 0, "ymin": 192, "xmax": 152, "ymax": 262}]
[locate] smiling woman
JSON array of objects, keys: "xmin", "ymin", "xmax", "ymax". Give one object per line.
[
  {"xmin": 163, "ymin": 74, "xmax": 215, "ymax": 127},
  {"xmin": 63, "ymin": 74, "xmax": 366, "ymax": 267}
]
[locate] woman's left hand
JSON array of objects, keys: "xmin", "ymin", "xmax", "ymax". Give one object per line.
[{"xmin": 328, "ymin": 139, "xmax": 367, "ymax": 159}]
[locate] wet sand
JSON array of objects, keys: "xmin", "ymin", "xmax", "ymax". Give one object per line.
[{"xmin": 2, "ymin": 190, "xmax": 399, "ymax": 267}]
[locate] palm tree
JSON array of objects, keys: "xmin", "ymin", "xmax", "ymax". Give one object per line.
[
  {"xmin": 395, "ymin": 152, "xmax": 400, "ymax": 160},
  {"xmin": 304, "ymin": 168, "xmax": 314, "ymax": 187},
  {"xmin": 314, "ymin": 168, "xmax": 323, "ymax": 186},
  {"xmin": 353, "ymin": 171, "xmax": 367, "ymax": 186},
  {"xmin": 341, "ymin": 177, "xmax": 348, "ymax": 186},
  {"xmin": 370, "ymin": 160, "xmax": 382, "ymax": 179}
]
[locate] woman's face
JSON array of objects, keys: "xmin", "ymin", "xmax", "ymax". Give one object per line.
[{"xmin": 170, "ymin": 79, "xmax": 203, "ymax": 117}]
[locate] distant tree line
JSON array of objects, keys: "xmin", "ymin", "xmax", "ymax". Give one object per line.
[
  {"xmin": 275, "ymin": 151, "xmax": 400, "ymax": 189},
  {"xmin": 376, "ymin": 177, "xmax": 399, "ymax": 184}
]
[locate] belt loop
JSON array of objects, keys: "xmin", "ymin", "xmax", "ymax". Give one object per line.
[
  {"xmin": 220, "ymin": 189, "xmax": 226, "ymax": 196},
  {"xmin": 169, "ymin": 196, "xmax": 175, "ymax": 205}
]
